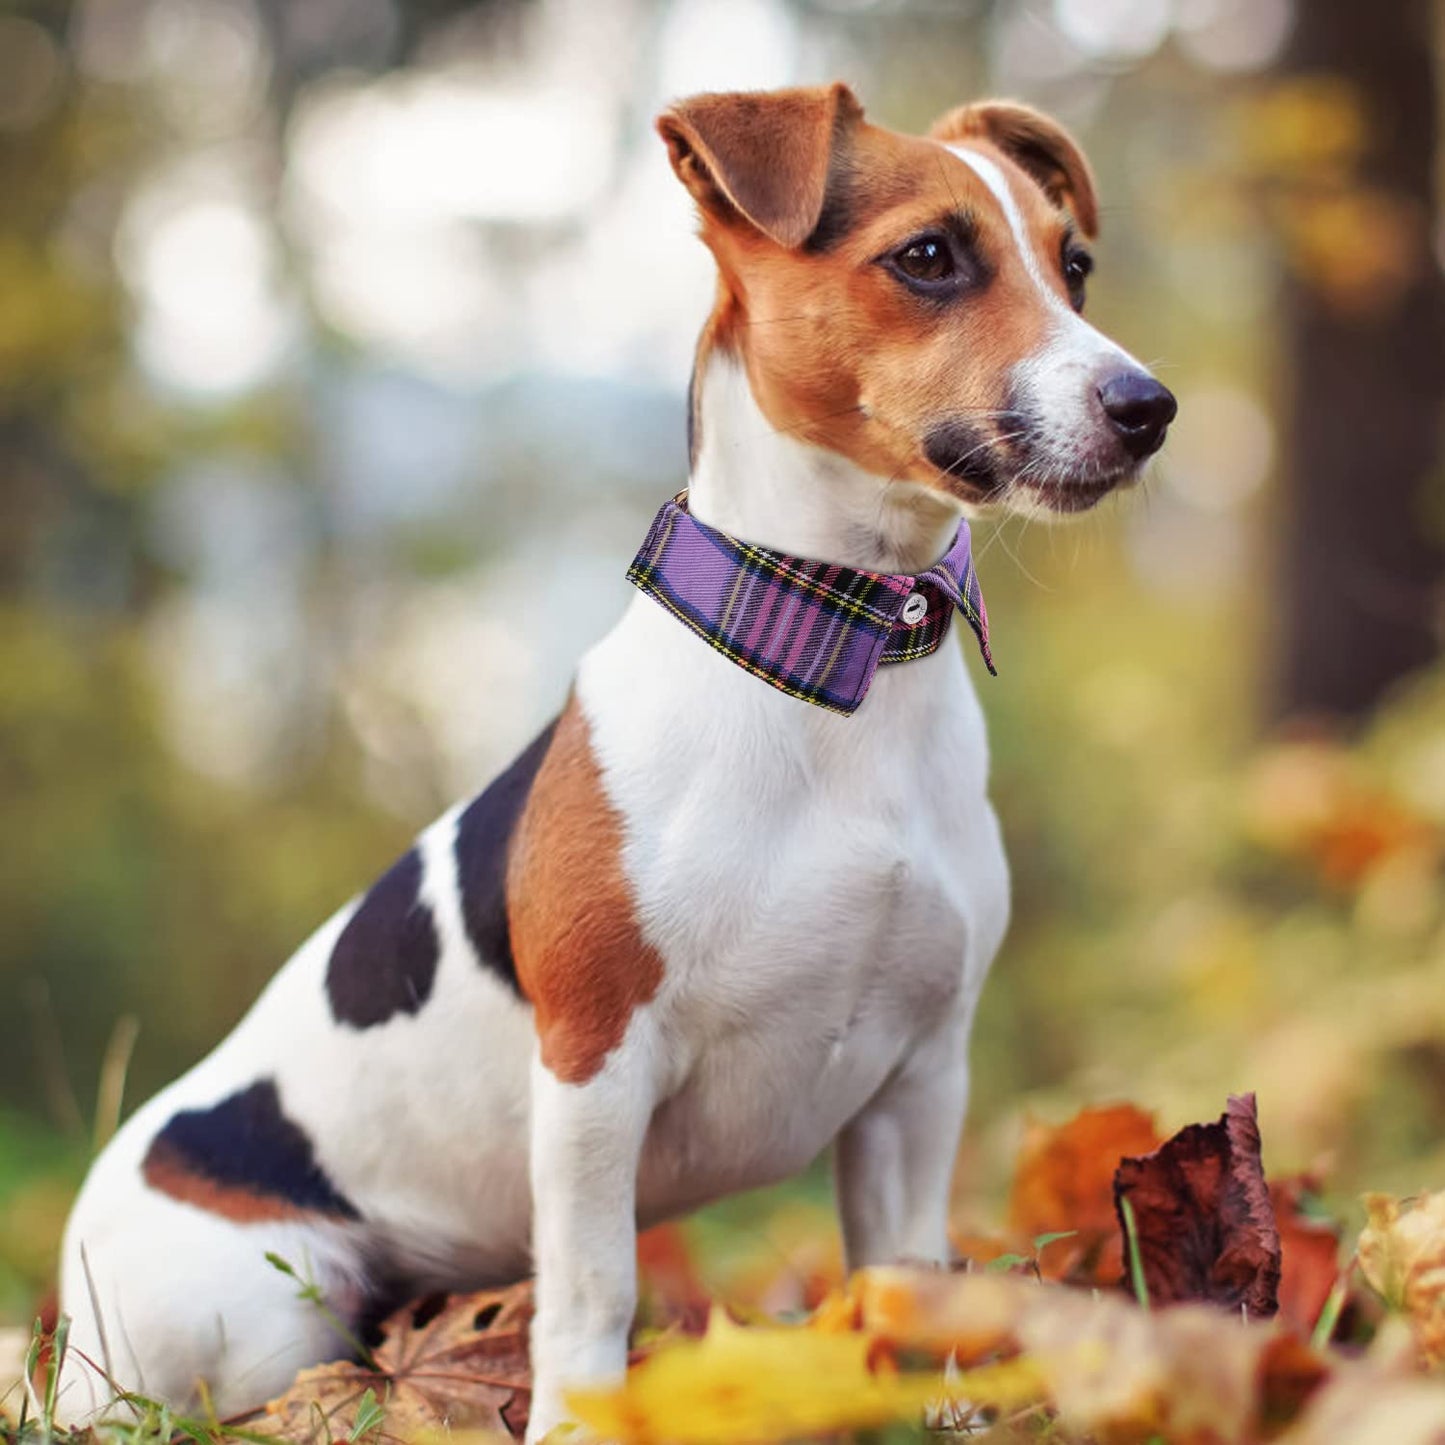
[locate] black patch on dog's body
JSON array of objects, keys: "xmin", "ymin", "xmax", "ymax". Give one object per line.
[
  {"xmin": 143, "ymin": 1079, "xmax": 360, "ymax": 1222},
  {"xmin": 455, "ymin": 718, "xmax": 558, "ymax": 993},
  {"xmin": 327, "ymin": 848, "xmax": 440, "ymax": 1028}
]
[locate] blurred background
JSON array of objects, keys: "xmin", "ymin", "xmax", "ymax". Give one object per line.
[{"xmin": 2, "ymin": 0, "xmax": 1445, "ymax": 1326}]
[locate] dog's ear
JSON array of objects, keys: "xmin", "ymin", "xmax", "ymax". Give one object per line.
[
  {"xmin": 930, "ymin": 100, "xmax": 1098, "ymax": 239},
  {"xmin": 657, "ymin": 83, "xmax": 863, "ymax": 249}
]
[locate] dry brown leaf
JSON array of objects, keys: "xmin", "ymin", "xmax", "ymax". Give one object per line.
[
  {"xmin": 1114, "ymin": 1093, "xmax": 1281, "ymax": 1317},
  {"xmin": 1272, "ymin": 1177, "xmax": 1343, "ymax": 1336},
  {"xmin": 1358, "ymin": 1191, "xmax": 1445, "ymax": 1366},
  {"xmin": 251, "ymin": 1282, "xmax": 532, "ymax": 1443},
  {"xmin": 1010, "ymin": 1103, "xmax": 1162, "ymax": 1283}
]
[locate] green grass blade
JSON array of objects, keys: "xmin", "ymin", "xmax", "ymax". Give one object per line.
[{"xmin": 1120, "ymin": 1195, "xmax": 1150, "ymax": 1312}]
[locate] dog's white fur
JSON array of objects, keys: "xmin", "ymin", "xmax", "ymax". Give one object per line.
[{"xmin": 60, "ymin": 128, "xmax": 1157, "ymax": 1441}]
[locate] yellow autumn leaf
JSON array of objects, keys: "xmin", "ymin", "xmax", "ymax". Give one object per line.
[
  {"xmin": 565, "ymin": 1305, "xmax": 1043, "ymax": 1445},
  {"xmin": 801, "ymin": 1285, "xmax": 858, "ymax": 1334},
  {"xmin": 1358, "ymin": 1191, "xmax": 1445, "ymax": 1366}
]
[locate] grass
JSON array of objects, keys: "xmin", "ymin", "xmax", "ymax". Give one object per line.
[
  {"xmin": 1119, "ymin": 1197, "xmax": 1150, "ymax": 1312},
  {"xmin": 0, "ymin": 1318, "xmax": 281, "ymax": 1445}
]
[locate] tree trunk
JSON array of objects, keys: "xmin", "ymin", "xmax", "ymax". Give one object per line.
[{"xmin": 1274, "ymin": 0, "xmax": 1445, "ymax": 721}]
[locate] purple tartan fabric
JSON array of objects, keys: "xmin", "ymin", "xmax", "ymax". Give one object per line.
[{"xmin": 626, "ymin": 493, "xmax": 994, "ymax": 716}]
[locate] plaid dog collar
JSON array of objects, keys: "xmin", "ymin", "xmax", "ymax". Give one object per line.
[{"xmin": 626, "ymin": 492, "xmax": 994, "ymax": 716}]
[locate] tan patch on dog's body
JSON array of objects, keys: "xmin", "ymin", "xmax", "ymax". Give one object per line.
[{"xmin": 507, "ymin": 700, "xmax": 663, "ymax": 1084}]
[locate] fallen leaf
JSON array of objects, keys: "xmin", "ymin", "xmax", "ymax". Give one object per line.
[
  {"xmin": 802, "ymin": 1286, "xmax": 860, "ymax": 1334},
  {"xmin": 855, "ymin": 1266, "xmax": 1029, "ymax": 1362},
  {"xmin": 1272, "ymin": 1176, "xmax": 1343, "ymax": 1336},
  {"xmin": 252, "ymin": 1282, "xmax": 532, "ymax": 1443},
  {"xmin": 1114, "ymin": 1093, "xmax": 1281, "ymax": 1317},
  {"xmin": 1020, "ymin": 1290, "xmax": 1295, "ymax": 1445},
  {"xmin": 566, "ymin": 1304, "xmax": 1041, "ymax": 1445},
  {"xmin": 1010, "ymin": 1103, "xmax": 1162, "ymax": 1283},
  {"xmin": 1259, "ymin": 1333, "xmax": 1335, "ymax": 1430},
  {"xmin": 637, "ymin": 1222, "xmax": 710, "ymax": 1332},
  {"xmin": 861, "ymin": 1266, "xmax": 1327, "ymax": 1445},
  {"xmin": 1358, "ymin": 1190, "xmax": 1445, "ymax": 1366},
  {"xmin": 1273, "ymin": 1362, "xmax": 1445, "ymax": 1444}
]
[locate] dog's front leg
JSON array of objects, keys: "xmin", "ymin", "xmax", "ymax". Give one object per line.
[
  {"xmin": 834, "ymin": 1014, "xmax": 971, "ymax": 1270},
  {"xmin": 526, "ymin": 1037, "xmax": 654, "ymax": 1444}
]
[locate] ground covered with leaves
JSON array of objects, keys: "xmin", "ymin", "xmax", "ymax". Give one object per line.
[{"xmin": 9, "ymin": 1092, "xmax": 1445, "ymax": 1445}]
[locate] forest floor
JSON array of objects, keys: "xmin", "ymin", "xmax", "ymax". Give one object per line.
[{"xmin": 5, "ymin": 1091, "xmax": 1445, "ymax": 1445}]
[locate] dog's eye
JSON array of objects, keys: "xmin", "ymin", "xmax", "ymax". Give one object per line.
[
  {"xmin": 893, "ymin": 236, "xmax": 955, "ymax": 284},
  {"xmin": 1063, "ymin": 247, "xmax": 1093, "ymax": 309}
]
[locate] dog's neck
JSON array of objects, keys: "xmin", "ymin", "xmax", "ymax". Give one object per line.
[{"xmin": 686, "ymin": 354, "xmax": 963, "ymax": 575}]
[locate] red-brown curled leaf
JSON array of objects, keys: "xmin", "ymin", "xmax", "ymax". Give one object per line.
[{"xmin": 1113, "ymin": 1092, "xmax": 1282, "ymax": 1318}]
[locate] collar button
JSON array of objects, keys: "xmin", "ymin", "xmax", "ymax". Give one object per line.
[{"xmin": 902, "ymin": 592, "xmax": 928, "ymax": 625}]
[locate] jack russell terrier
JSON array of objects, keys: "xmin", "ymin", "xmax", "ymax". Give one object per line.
[{"xmin": 60, "ymin": 83, "xmax": 1175, "ymax": 1440}]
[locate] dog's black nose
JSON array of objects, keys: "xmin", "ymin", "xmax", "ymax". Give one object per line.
[{"xmin": 1098, "ymin": 373, "xmax": 1177, "ymax": 458}]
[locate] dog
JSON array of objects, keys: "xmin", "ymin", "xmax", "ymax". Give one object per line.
[{"xmin": 59, "ymin": 82, "xmax": 1174, "ymax": 1440}]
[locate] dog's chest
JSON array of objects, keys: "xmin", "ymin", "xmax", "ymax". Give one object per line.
[
  {"xmin": 580, "ymin": 600, "xmax": 1008, "ymax": 1204},
  {"xmin": 640, "ymin": 812, "xmax": 981, "ymax": 1205}
]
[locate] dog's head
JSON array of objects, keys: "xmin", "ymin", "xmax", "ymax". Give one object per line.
[{"xmin": 658, "ymin": 83, "xmax": 1175, "ymax": 515}]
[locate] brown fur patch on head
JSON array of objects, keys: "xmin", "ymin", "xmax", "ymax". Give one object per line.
[
  {"xmin": 929, "ymin": 99, "xmax": 1098, "ymax": 238},
  {"xmin": 507, "ymin": 700, "xmax": 663, "ymax": 1085},
  {"xmin": 657, "ymin": 83, "xmax": 863, "ymax": 249},
  {"xmin": 658, "ymin": 85, "xmax": 1125, "ymax": 506},
  {"xmin": 667, "ymin": 108, "xmax": 1076, "ymax": 499}
]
